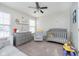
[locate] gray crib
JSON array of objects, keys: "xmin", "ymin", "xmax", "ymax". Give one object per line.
[{"xmin": 46, "ymin": 28, "xmax": 68, "ymax": 44}]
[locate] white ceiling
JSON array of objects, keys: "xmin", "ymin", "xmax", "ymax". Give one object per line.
[{"xmin": 1, "ymin": 2, "xmax": 72, "ymax": 17}]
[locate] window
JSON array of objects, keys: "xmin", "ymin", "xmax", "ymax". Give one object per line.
[
  {"xmin": 0, "ymin": 12, "xmax": 10, "ymax": 38},
  {"xmin": 29, "ymin": 20, "xmax": 35, "ymax": 33}
]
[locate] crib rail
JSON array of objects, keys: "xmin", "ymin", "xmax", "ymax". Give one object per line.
[{"xmin": 46, "ymin": 28, "xmax": 67, "ymax": 43}]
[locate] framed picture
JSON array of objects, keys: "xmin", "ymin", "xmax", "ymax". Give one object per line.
[{"xmin": 73, "ymin": 9, "xmax": 76, "ymax": 23}]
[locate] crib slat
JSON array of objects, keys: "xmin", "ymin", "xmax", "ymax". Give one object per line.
[{"xmin": 46, "ymin": 28, "xmax": 67, "ymax": 43}]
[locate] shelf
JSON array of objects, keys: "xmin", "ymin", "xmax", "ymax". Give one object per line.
[{"xmin": 16, "ymin": 22, "xmax": 29, "ymax": 25}]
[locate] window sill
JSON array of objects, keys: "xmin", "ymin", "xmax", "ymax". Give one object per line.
[{"xmin": 0, "ymin": 37, "xmax": 9, "ymax": 40}]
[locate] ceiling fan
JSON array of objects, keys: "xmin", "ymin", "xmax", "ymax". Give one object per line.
[{"xmin": 28, "ymin": 2, "xmax": 48, "ymax": 13}]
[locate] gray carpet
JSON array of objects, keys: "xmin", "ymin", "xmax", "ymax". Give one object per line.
[{"xmin": 17, "ymin": 41, "xmax": 64, "ymax": 56}]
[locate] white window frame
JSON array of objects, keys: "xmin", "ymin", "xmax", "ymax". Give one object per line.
[
  {"xmin": 0, "ymin": 12, "xmax": 11, "ymax": 38},
  {"xmin": 29, "ymin": 19, "xmax": 36, "ymax": 33}
]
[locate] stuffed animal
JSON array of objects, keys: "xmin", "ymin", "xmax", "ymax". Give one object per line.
[{"xmin": 63, "ymin": 41, "xmax": 76, "ymax": 56}]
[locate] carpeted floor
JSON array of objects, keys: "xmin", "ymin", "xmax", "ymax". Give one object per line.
[{"xmin": 17, "ymin": 41, "xmax": 64, "ymax": 56}]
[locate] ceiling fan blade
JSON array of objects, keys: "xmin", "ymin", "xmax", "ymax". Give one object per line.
[
  {"xmin": 40, "ymin": 10, "xmax": 44, "ymax": 13},
  {"xmin": 36, "ymin": 2, "xmax": 40, "ymax": 8},
  {"xmin": 28, "ymin": 6, "xmax": 36, "ymax": 9},
  {"xmin": 40, "ymin": 7, "xmax": 48, "ymax": 9}
]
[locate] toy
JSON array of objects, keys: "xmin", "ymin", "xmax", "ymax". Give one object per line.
[
  {"xmin": 63, "ymin": 41, "xmax": 76, "ymax": 56},
  {"xmin": 13, "ymin": 28, "xmax": 17, "ymax": 33}
]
